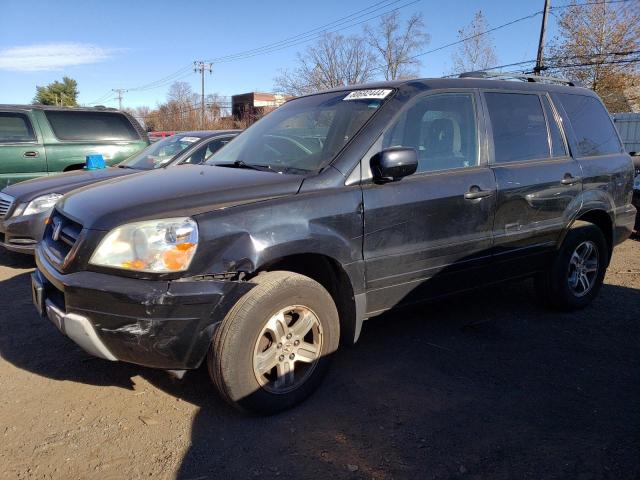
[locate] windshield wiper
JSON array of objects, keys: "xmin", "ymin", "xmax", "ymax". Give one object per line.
[
  {"xmin": 214, "ymin": 160, "xmax": 277, "ymax": 173},
  {"xmin": 118, "ymin": 165, "xmax": 137, "ymax": 169}
]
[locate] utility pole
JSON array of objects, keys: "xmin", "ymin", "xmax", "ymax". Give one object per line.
[
  {"xmin": 193, "ymin": 61, "xmax": 213, "ymax": 128},
  {"xmin": 112, "ymin": 88, "xmax": 126, "ymax": 110},
  {"xmin": 534, "ymin": 0, "xmax": 551, "ymax": 75}
]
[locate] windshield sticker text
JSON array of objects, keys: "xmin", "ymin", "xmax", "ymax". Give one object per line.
[{"xmin": 343, "ymin": 89, "xmax": 392, "ymax": 101}]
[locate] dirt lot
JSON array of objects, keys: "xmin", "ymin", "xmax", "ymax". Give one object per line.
[{"xmin": 0, "ymin": 239, "xmax": 639, "ymax": 480}]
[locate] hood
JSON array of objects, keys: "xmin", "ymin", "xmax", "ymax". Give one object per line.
[
  {"xmin": 2, "ymin": 167, "xmax": 134, "ymax": 202},
  {"xmin": 58, "ymin": 164, "xmax": 304, "ymax": 230}
]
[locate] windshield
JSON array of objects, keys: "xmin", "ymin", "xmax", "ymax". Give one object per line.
[
  {"xmin": 206, "ymin": 90, "xmax": 391, "ymax": 173},
  {"xmin": 120, "ymin": 134, "xmax": 204, "ymax": 170}
]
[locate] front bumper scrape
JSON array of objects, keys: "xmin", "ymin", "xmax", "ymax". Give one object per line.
[
  {"xmin": 35, "ymin": 248, "xmax": 256, "ymax": 369},
  {"xmin": 46, "ymin": 295, "xmax": 117, "ymax": 361}
]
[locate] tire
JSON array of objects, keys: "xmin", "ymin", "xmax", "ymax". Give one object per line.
[
  {"xmin": 208, "ymin": 271, "xmax": 340, "ymax": 414},
  {"xmin": 535, "ymin": 221, "xmax": 608, "ymax": 311}
]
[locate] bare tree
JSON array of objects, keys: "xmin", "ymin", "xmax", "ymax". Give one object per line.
[
  {"xmin": 141, "ymin": 83, "xmax": 246, "ymax": 131},
  {"xmin": 275, "ymin": 32, "xmax": 376, "ymax": 96},
  {"xmin": 167, "ymin": 81, "xmax": 195, "ymax": 105},
  {"xmin": 364, "ymin": 11, "xmax": 429, "ymax": 80},
  {"xmin": 124, "ymin": 106, "xmax": 151, "ymax": 130},
  {"xmin": 548, "ymin": 0, "xmax": 640, "ymax": 112},
  {"xmin": 451, "ymin": 10, "xmax": 498, "ymax": 74}
]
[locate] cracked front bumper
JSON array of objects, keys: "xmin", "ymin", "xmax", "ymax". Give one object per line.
[{"xmin": 34, "ymin": 246, "xmax": 255, "ymax": 369}]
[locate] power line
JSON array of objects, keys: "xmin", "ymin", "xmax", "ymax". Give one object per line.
[
  {"xmin": 206, "ymin": 0, "xmax": 418, "ymax": 63},
  {"xmin": 89, "ymin": 0, "xmax": 638, "ymax": 106},
  {"xmin": 389, "ymin": 0, "xmax": 638, "ymax": 77},
  {"xmin": 370, "ymin": 9, "xmax": 544, "ymax": 75},
  {"xmin": 97, "ymin": 0, "xmax": 417, "ymax": 101},
  {"xmin": 127, "ymin": 65, "xmax": 194, "ymax": 92},
  {"xmin": 444, "ymin": 49, "xmax": 640, "ymax": 77},
  {"xmin": 550, "ymin": 0, "xmax": 636, "ymax": 9},
  {"xmin": 86, "ymin": 91, "xmax": 116, "ymax": 105}
]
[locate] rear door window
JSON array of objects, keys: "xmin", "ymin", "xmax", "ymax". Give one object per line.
[
  {"xmin": 556, "ymin": 93, "xmax": 621, "ymax": 157},
  {"xmin": 0, "ymin": 112, "xmax": 36, "ymax": 143},
  {"xmin": 485, "ymin": 92, "xmax": 550, "ymax": 163},
  {"xmin": 44, "ymin": 111, "xmax": 140, "ymax": 141}
]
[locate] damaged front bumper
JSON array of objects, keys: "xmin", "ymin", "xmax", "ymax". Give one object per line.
[{"xmin": 33, "ymin": 247, "xmax": 255, "ymax": 369}]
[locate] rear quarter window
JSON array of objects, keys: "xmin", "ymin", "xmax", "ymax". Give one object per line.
[
  {"xmin": 557, "ymin": 93, "xmax": 622, "ymax": 157},
  {"xmin": 0, "ymin": 112, "xmax": 36, "ymax": 142},
  {"xmin": 44, "ymin": 111, "xmax": 140, "ymax": 141}
]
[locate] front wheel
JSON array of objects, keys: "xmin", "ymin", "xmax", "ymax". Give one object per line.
[
  {"xmin": 535, "ymin": 221, "xmax": 608, "ymax": 310},
  {"xmin": 208, "ymin": 271, "xmax": 340, "ymax": 414}
]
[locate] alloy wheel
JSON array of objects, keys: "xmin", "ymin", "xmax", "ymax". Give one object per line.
[
  {"xmin": 252, "ymin": 305, "xmax": 323, "ymax": 394},
  {"xmin": 567, "ymin": 240, "xmax": 599, "ymax": 297}
]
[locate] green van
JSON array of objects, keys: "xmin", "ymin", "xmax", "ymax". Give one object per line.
[{"xmin": 0, "ymin": 105, "xmax": 149, "ymax": 188}]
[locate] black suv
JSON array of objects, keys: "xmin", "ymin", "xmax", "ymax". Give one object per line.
[{"xmin": 31, "ymin": 76, "xmax": 637, "ymax": 414}]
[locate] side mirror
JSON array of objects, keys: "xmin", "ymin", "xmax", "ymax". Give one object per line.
[{"xmin": 370, "ymin": 147, "xmax": 418, "ymax": 183}]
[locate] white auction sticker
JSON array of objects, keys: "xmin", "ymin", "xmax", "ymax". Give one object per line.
[
  {"xmin": 343, "ymin": 89, "xmax": 392, "ymax": 101},
  {"xmin": 180, "ymin": 136, "xmax": 201, "ymax": 143}
]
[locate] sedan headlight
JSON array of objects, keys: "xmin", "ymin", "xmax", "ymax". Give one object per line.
[
  {"xmin": 89, "ymin": 217, "xmax": 198, "ymax": 273},
  {"xmin": 634, "ymin": 171, "xmax": 640, "ymax": 191},
  {"xmin": 18, "ymin": 193, "xmax": 63, "ymax": 216}
]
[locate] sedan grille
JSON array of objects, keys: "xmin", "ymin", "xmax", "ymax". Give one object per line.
[
  {"xmin": 0, "ymin": 193, "xmax": 14, "ymax": 219},
  {"xmin": 42, "ymin": 210, "xmax": 83, "ymax": 266}
]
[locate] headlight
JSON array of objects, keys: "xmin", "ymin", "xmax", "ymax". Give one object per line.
[
  {"xmin": 634, "ymin": 172, "xmax": 640, "ymax": 191},
  {"xmin": 89, "ymin": 217, "xmax": 198, "ymax": 273},
  {"xmin": 19, "ymin": 193, "xmax": 63, "ymax": 216}
]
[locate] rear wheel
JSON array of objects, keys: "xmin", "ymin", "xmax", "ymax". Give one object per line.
[
  {"xmin": 535, "ymin": 221, "xmax": 608, "ymax": 310},
  {"xmin": 208, "ymin": 271, "xmax": 340, "ymax": 414}
]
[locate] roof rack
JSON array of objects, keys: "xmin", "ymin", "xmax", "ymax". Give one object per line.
[{"xmin": 458, "ymin": 71, "xmax": 578, "ymax": 87}]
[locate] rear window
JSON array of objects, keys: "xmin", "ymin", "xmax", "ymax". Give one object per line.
[
  {"xmin": 0, "ymin": 112, "xmax": 36, "ymax": 142},
  {"xmin": 557, "ymin": 93, "xmax": 621, "ymax": 157},
  {"xmin": 485, "ymin": 92, "xmax": 549, "ymax": 163},
  {"xmin": 44, "ymin": 111, "xmax": 140, "ymax": 141}
]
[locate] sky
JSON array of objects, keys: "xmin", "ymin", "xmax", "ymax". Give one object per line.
[{"xmin": 0, "ymin": 0, "xmax": 559, "ymax": 109}]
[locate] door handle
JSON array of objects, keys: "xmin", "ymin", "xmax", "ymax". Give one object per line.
[
  {"xmin": 560, "ymin": 174, "xmax": 581, "ymax": 185},
  {"xmin": 464, "ymin": 186, "xmax": 494, "ymax": 200},
  {"xmin": 23, "ymin": 151, "xmax": 39, "ymax": 158}
]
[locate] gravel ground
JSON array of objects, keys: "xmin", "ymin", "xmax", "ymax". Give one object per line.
[{"xmin": 0, "ymin": 239, "xmax": 638, "ymax": 480}]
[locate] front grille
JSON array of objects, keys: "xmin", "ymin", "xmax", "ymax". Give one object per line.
[
  {"xmin": 43, "ymin": 210, "xmax": 83, "ymax": 266},
  {"xmin": 0, "ymin": 193, "xmax": 14, "ymax": 219}
]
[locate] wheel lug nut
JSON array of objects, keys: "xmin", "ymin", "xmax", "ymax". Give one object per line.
[
  {"xmin": 286, "ymin": 333, "xmax": 292, "ymax": 339},
  {"xmin": 277, "ymin": 343, "xmax": 282, "ymax": 349},
  {"xmin": 294, "ymin": 340, "xmax": 300, "ymax": 346},
  {"xmin": 289, "ymin": 353, "xmax": 295, "ymax": 360},
  {"xmin": 279, "ymin": 355, "xmax": 284, "ymax": 362}
]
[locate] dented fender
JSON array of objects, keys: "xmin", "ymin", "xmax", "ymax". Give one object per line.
[{"xmin": 191, "ymin": 184, "xmax": 366, "ymax": 294}]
